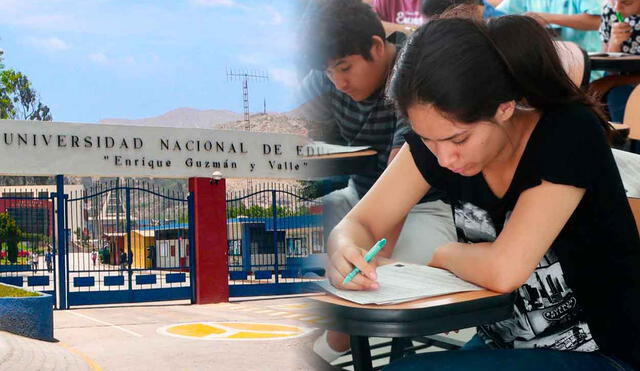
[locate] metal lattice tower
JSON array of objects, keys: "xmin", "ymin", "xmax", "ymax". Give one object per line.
[{"xmin": 226, "ymin": 69, "xmax": 269, "ymax": 132}]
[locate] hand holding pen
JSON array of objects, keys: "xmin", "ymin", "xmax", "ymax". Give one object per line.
[
  {"xmin": 608, "ymin": 11, "xmax": 631, "ymax": 52},
  {"xmin": 327, "ymin": 238, "xmax": 387, "ymax": 290},
  {"xmin": 343, "ymin": 238, "xmax": 387, "ymax": 284}
]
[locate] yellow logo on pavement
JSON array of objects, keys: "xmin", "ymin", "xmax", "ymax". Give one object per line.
[{"xmin": 157, "ymin": 322, "xmax": 313, "ymax": 341}]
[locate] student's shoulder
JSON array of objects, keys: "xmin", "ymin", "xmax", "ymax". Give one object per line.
[
  {"xmin": 600, "ymin": 3, "xmax": 615, "ymax": 18},
  {"xmin": 573, "ymin": 0, "xmax": 605, "ymax": 13},
  {"xmin": 543, "ymin": 103, "xmax": 603, "ymax": 133},
  {"xmin": 536, "ymin": 103, "xmax": 607, "ymax": 155}
]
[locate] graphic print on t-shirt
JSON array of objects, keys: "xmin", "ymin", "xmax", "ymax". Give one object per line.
[
  {"xmin": 395, "ymin": 11, "xmax": 422, "ymax": 25},
  {"xmin": 453, "ymin": 201, "xmax": 598, "ymax": 352}
]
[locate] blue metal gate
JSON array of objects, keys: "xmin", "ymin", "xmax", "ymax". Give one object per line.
[
  {"xmin": 62, "ymin": 180, "xmax": 194, "ymax": 307},
  {"xmin": 226, "ymin": 183, "xmax": 325, "ymax": 297}
]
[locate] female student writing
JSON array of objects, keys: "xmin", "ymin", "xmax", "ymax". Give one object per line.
[{"xmin": 326, "ymin": 15, "xmax": 640, "ymax": 369}]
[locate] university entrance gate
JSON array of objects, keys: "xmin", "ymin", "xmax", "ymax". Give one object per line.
[
  {"xmin": 64, "ymin": 179, "xmax": 194, "ymax": 307},
  {"xmin": 0, "ymin": 178, "xmax": 195, "ymax": 308},
  {"xmin": 0, "ymin": 119, "xmax": 323, "ymax": 307}
]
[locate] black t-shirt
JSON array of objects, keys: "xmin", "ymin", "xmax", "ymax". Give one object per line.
[{"xmin": 405, "ymin": 103, "xmax": 640, "ymax": 367}]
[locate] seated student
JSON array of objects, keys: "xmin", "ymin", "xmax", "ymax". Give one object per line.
[
  {"xmin": 363, "ymin": 0, "xmax": 425, "ymax": 34},
  {"xmin": 497, "ymin": 0, "xmax": 602, "ymax": 53},
  {"xmin": 326, "ymin": 15, "xmax": 640, "ymax": 370},
  {"xmin": 421, "ymin": 0, "xmax": 505, "ymax": 20},
  {"xmin": 591, "ymin": 0, "xmax": 640, "ymax": 123},
  {"xmin": 299, "ymin": 0, "xmax": 457, "ymax": 363}
]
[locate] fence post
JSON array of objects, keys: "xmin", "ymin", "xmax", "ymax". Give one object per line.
[
  {"xmin": 125, "ymin": 187, "xmax": 133, "ymax": 299},
  {"xmin": 272, "ymin": 190, "xmax": 279, "ymax": 284},
  {"xmin": 187, "ymin": 194, "xmax": 196, "ymax": 304},
  {"xmin": 188, "ymin": 177, "xmax": 228, "ymax": 303},
  {"xmin": 55, "ymin": 175, "xmax": 68, "ymax": 309}
]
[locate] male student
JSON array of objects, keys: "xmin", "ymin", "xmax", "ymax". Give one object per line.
[{"xmin": 300, "ymin": 0, "xmax": 457, "ymax": 362}]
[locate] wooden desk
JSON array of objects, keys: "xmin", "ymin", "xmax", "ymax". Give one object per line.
[
  {"xmin": 590, "ymin": 55, "xmax": 640, "ymax": 73},
  {"xmin": 306, "ymin": 149, "xmax": 378, "ymax": 177},
  {"xmin": 311, "ymin": 290, "xmax": 515, "ymax": 370}
]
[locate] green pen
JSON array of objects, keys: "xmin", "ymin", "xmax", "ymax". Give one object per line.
[
  {"xmin": 616, "ymin": 11, "xmax": 625, "ymax": 23},
  {"xmin": 342, "ymin": 238, "xmax": 387, "ymax": 285}
]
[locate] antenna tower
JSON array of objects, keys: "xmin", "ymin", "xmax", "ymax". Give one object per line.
[{"xmin": 226, "ymin": 69, "xmax": 269, "ymax": 131}]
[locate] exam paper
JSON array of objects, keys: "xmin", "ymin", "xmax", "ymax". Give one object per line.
[
  {"xmin": 301, "ymin": 141, "xmax": 371, "ymax": 157},
  {"xmin": 588, "ymin": 52, "xmax": 637, "ymax": 58},
  {"xmin": 613, "ymin": 149, "xmax": 640, "ymax": 198},
  {"xmin": 317, "ymin": 263, "xmax": 483, "ymax": 305}
]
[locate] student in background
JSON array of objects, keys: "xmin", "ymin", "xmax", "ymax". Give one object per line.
[
  {"xmin": 120, "ymin": 250, "xmax": 127, "ymax": 270},
  {"xmin": 590, "ymin": 0, "xmax": 640, "ymax": 123},
  {"xmin": 497, "ymin": 0, "xmax": 602, "ymax": 52},
  {"xmin": 327, "ymin": 15, "xmax": 640, "ymax": 369},
  {"xmin": 421, "ymin": 0, "xmax": 505, "ymax": 20},
  {"xmin": 363, "ymin": 0, "xmax": 425, "ymax": 34},
  {"xmin": 31, "ymin": 251, "xmax": 38, "ymax": 271},
  {"xmin": 45, "ymin": 249, "xmax": 53, "ymax": 273}
]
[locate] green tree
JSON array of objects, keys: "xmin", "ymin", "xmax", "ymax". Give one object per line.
[
  {"xmin": 0, "ymin": 69, "xmax": 51, "ymax": 121},
  {"xmin": 0, "ymin": 48, "xmax": 54, "ymax": 186},
  {"xmin": 0, "ymin": 212, "xmax": 22, "ymax": 264}
]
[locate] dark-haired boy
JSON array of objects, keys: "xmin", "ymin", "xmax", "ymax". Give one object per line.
[{"xmin": 300, "ymin": 0, "xmax": 457, "ymax": 362}]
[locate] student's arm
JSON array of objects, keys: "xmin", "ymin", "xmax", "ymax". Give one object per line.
[
  {"xmin": 526, "ymin": 12, "xmax": 600, "ymax": 30},
  {"xmin": 327, "ymin": 144, "xmax": 430, "ymax": 290},
  {"xmin": 429, "ymin": 181, "xmax": 585, "ymax": 293}
]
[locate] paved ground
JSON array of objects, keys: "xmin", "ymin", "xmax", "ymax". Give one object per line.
[
  {"xmin": 3, "ymin": 295, "xmax": 326, "ymax": 371},
  {"xmin": 0, "ymin": 331, "xmax": 91, "ymax": 371},
  {"xmin": 0, "ymin": 294, "xmax": 475, "ymax": 370}
]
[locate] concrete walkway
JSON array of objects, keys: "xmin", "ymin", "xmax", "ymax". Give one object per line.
[
  {"xmin": 0, "ymin": 331, "xmax": 91, "ymax": 371},
  {"xmin": 51, "ymin": 296, "xmax": 323, "ymax": 370}
]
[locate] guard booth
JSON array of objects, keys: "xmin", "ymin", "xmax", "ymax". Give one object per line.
[
  {"xmin": 154, "ymin": 226, "xmax": 190, "ymax": 271},
  {"xmin": 125, "ymin": 229, "xmax": 155, "ymax": 269}
]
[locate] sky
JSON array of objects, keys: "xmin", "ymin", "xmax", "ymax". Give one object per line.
[{"xmin": 0, "ymin": 0, "xmax": 306, "ymax": 123}]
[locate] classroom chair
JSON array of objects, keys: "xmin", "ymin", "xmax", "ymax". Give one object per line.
[{"xmin": 554, "ymin": 41, "xmax": 590, "ymax": 89}]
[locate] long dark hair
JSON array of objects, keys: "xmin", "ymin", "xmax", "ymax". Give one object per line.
[{"xmin": 388, "ymin": 15, "xmax": 611, "ymax": 135}]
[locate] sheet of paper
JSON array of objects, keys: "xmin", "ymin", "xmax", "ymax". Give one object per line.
[
  {"xmin": 588, "ymin": 52, "xmax": 636, "ymax": 58},
  {"xmin": 613, "ymin": 149, "xmax": 640, "ymax": 198},
  {"xmin": 317, "ymin": 263, "xmax": 483, "ymax": 305},
  {"xmin": 301, "ymin": 141, "xmax": 371, "ymax": 157}
]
